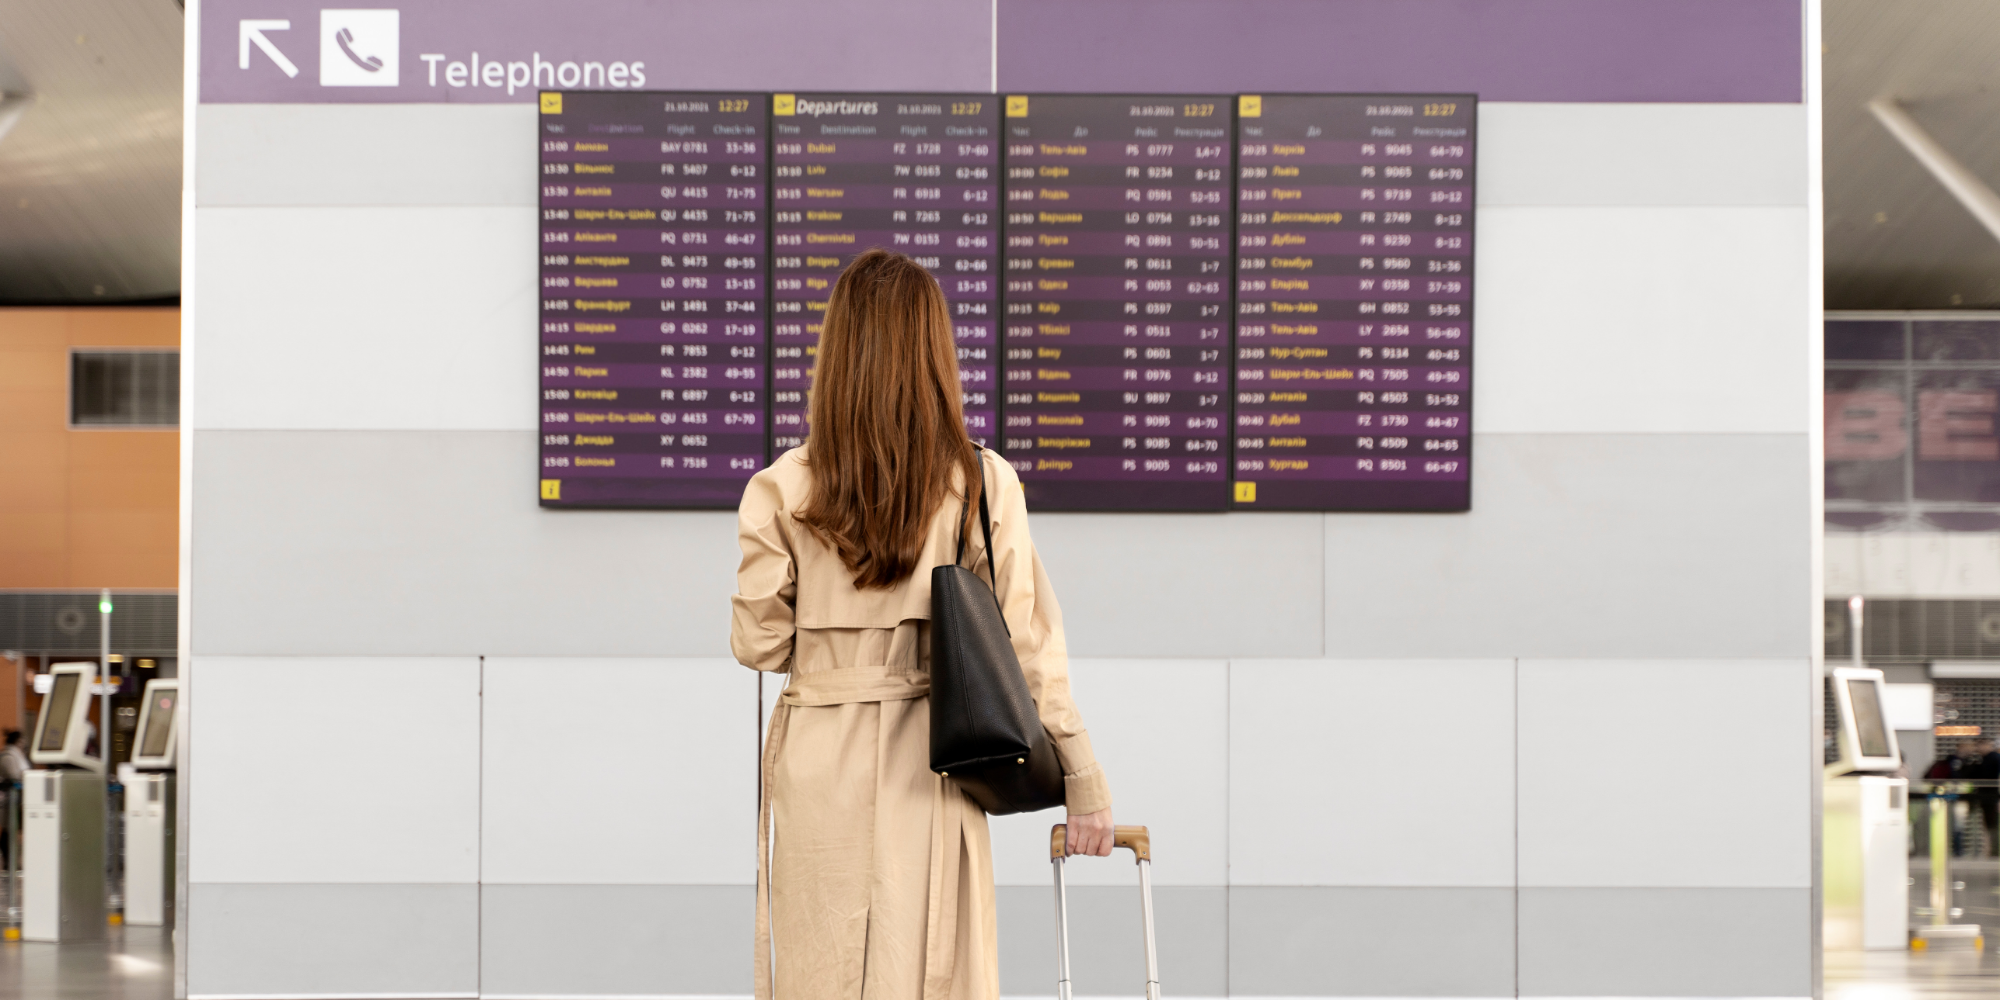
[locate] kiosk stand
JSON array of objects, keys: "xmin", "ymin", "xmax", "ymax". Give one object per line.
[
  {"xmin": 22, "ymin": 662, "xmax": 106, "ymax": 943},
  {"xmin": 122, "ymin": 679, "xmax": 178, "ymax": 927},
  {"xmin": 1823, "ymin": 597, "xmax": 1926, "ymax": 952}
]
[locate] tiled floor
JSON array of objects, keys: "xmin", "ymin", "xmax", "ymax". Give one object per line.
[
  {"xmin": 1829, "ymin": 857, "xmax": 2000, "ymax": 1000},
  {"xmin": 0, "ymin": 926, "xmax": 170, "ymax": 1000},
  {"xmin": 0, "ymin": 874, "xmax": 1995, "ymax": 1000},
  {"xmin": 1830, "ymin": 948, "xmax": 2000, "ymax": 1000}
]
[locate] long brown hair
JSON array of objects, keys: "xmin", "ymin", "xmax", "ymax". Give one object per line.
[{"xmin": 794, "ymin": 249, "xmax": 981, "ymax": 589}]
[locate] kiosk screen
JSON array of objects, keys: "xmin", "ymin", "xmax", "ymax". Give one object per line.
[
  {"xmin": 1847, "ymin": 677, "xmax": 1892, "ymax": 759},
  {"xmin": 39, "ymin": 673, "xmax": 78, "ymax": 752},
  {"xmin": 140, "ymin": 688, "xmax": 178, "ymax": 759}
]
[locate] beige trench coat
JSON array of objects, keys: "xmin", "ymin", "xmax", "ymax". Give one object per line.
[{"xmin": 731, "ymin": 446, "xmax": 1113, "ymax": 1000}]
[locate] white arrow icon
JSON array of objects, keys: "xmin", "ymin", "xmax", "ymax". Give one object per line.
[{"xmin": 239, "ymin": 20, "xmax": 299, "ymax": 78}]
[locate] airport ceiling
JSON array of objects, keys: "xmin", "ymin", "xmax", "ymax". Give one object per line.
[
  {"xmin": 0, "ymin": 2, "xmax": 1993, "ymax": 307},
  {"xmin": 1826, "ymin": 0, "xmax": 2000, "ymax": 310},
  {"xmin": 0, "ymin": 0, "xmax": 181, "ymax": 303}
]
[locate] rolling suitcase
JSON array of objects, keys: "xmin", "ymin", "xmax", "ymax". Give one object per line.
[{"xmin": 1049, "ymin": 824, "xmax": 1159, "ymax": 1000}]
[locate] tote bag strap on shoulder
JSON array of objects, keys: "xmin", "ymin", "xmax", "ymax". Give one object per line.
[
  {"xmin": 949, "ymin": 450, "xmax": 1007, "ymax": 637},
  {"xmin": 952, "ymin": 450, "xmax": 1000, "ymax": 595}
]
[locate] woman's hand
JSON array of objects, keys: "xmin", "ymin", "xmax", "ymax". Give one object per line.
[{"xmin": 1065, "ymin": 807, "xmax": 1115, "ymax": 857}]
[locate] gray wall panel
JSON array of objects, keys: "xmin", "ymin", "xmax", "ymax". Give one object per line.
[
  {"xmin": 480, "ymin": 884, "xmax": 752, "ymax": 996},
  {"xmin": 197, "ymin": 104, "xmax": 536, "ymax": 207},
  {"xmin": 1034, "ymin": 512, "xmax": 1323, "ymax": 658},
  {"xmin": 998, "ymin": 885, "xmax": 1226, "ymax": 998},
  {"xmin": 190, "ymin": 429, "xmax": 1324, "ymax": 658},
  {"xmin": 1325, "ymin": 433, "xmax": 1813, "ymax": 659},
  {"xmin": 191, "ymin": 430, "xmax": 739, "ymax": 657},
  {"xmin": 187, "ymin": 883, "xmax": 477, "ymax": 998},
  {"xmin": 1228, "ymin": 887, "xmax": 1515, "ymax": 997},
  {"xmin": 194, "ymin": 430, "xmax": 1810, "ymax": 661},
  {"xmin": 1517, "ymin": 887, "xmax": 1811, "ymax": 997}
]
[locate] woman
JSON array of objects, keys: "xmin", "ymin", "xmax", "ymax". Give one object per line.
[{"xmin": 732, "ymin": 249, "xmax": 1115, "ymax": 1000}]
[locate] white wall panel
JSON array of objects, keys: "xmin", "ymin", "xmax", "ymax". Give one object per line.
[
  {"xmin": 1228, "ymin": 659, "xmax": 1515, "ymax": 887},
  {"xmin": 196, "ymin": 102, "xmax": 1806, "ymax": 211},
  {"xmin": 1478, "ymin": 103, "xmax": 1806, "ymax": 207},
  {"xmin": 1475, "ymin": 206, "xmax": 1810, "ymax": 435},
  {"xmin": 1824, "ymin": 531, "xmax": 1862, "ymax": 599},
  {"xmin": 197, "ymin": 104, "xmax": 537, "ymax": 207},
  {"xmin": 989, "ymin": 659, "xmax": 1228, "ymax": 886},
  {"xmin": 188, "ymin": 657, "xmax": 481, "ymax": 883},
  {"xmin": 482, "ymin": 657, "xmax": 758, "ymax": 884},
  {"xmin": 193, "ymin": 206, "xmax": 536, "ymax": 431},
  {"xmin": 1517, "ymin": 659, "xmax": 1812, "ymax": 888},
  {"xmin": 1823, "ymin": 531, "xmax": 2000, "ymax": 598}
]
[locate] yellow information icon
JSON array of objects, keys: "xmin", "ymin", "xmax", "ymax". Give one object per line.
[
  {"xmin": 773, "ymin": 94, "xmax": 796, "ymax": 116},
  {"xmin": 1238, "ymin": 95, "xmax": 1262, "ymax": 118},
  {"xmin": 1005, "ymin": 95, "xmax": 1029, "ymax": 118},
  {"xmin": 1234, "ymin": 482, "xmax": 1257, "ymax": 503},
  {"xmin": 540, "ymin": 479, "xmax": 561, "ymax": 500},
  {"xmin": 540, "ymin": 92, "xmax": 562, "ymax": 115}
]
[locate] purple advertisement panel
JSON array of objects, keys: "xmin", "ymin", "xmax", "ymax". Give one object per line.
[
  {"xmin": 1232, "ymin": 94, "xmax": 1475, "ymax": 511},
  {"xmin": 538, "ymin": 91, "xmax": 768, "ymax": 508},
  {"xmin": 1000, "ymin": 94, "xmax": 1234, "ymax": 512},
  {"xmin": 768, "ymin": 94, "xmax": 1002, "ymax": 456}
]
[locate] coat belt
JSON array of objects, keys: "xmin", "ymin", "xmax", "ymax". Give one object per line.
[{"xmin": 755, "ymin": 666, "xmax": 962, "ymax": 1000}]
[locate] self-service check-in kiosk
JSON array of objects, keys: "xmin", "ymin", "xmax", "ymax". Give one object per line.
[
  {"xmin": 23, "ymin": 662, "xmax": 106, "ymax": 943},
  {"xmin": 122, "ymin": 679, "xmax": 177, "ymax": 927},
  {"xmin": 1824, "ymin": 660, "xmax": 1914, "ymax": 951}
]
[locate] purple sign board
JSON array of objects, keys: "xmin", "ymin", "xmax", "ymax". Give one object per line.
[
  {"xmin": 1232, "ymin": 95, "xmax": 1476, "ymax": 511},
  {"xmin": 538, "ymin": 91, "xmax": 768, "ymax": 508},
  {"xmin": 1000, "ymin": 95, "xmax": 1236, "ymax": 511},
  {"xmin": 769, "ymin": 94, "xmax": 1001, "ymax": 455}
]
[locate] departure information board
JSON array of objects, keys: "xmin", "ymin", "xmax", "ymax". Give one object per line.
[
  {"xmin": 538, "ymin": 91, "xmax": 768, "ymax": 508},
  {"xmin": 535, "ymin": 90, "xmax": 1476, "ymax": 513},
  {"xmin": 1001, "ymin": 94, "xmax": 1235, "ymax": 511},
  {"xmin": 1233, "ymin": 94, "xmax": 1475, "ymax": 510},
  {"xmin": 770, "ymin": 94, "xmax": 1001, "ymax": 454}
]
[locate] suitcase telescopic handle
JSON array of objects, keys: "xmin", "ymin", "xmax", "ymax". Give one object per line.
[{"xmin": 1049, "ymin": 823, "xmax": 1151, "ymax": 861}]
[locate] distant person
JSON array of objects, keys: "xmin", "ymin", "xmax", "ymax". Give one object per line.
[
  {"xmin": 1975, "ymin": 739, "xmax": 2000, "ymax": 857},
  {"xmin": 1926, "ymin": 740, "xmax": 1983, "ymax": 856},
  {"xmin": 1925, "ymin": 739, "xmax": 1979, "ymax": 781},
  {"xmin": 0, "ymin": 731, "xmax": 24, "ymax": 868},
  {"xmin": 0, "ymin": 731, "xmax": 25, "ymax": 785}
]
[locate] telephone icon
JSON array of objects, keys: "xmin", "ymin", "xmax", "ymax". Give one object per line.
[{"xmin": 334, "ymin": 27, "xmax": 382, "ymax": 72}]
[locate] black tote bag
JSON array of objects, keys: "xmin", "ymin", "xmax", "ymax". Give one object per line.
[{"xmin": 928, "ymin": 458, "xmax": 1066, "ymax": 815}]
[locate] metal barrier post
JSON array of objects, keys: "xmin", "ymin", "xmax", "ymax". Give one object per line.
[
  {"xmin": 1932, "ymin": 787, "xmax": 1952, "ymax": 924},
  {"xmin": 4, "ymin": 780, "xmax": 13, "ymax": 926}
]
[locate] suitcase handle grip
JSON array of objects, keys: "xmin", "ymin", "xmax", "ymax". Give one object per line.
[{"xmin": 1050, "ymin": 823, "xmax": 1150, "ymax": 861}]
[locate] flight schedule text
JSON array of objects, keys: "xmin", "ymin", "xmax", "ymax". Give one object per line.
[{"xmin": 535, "ymin": 90, "xmax": 1476, "ymax": 513}]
